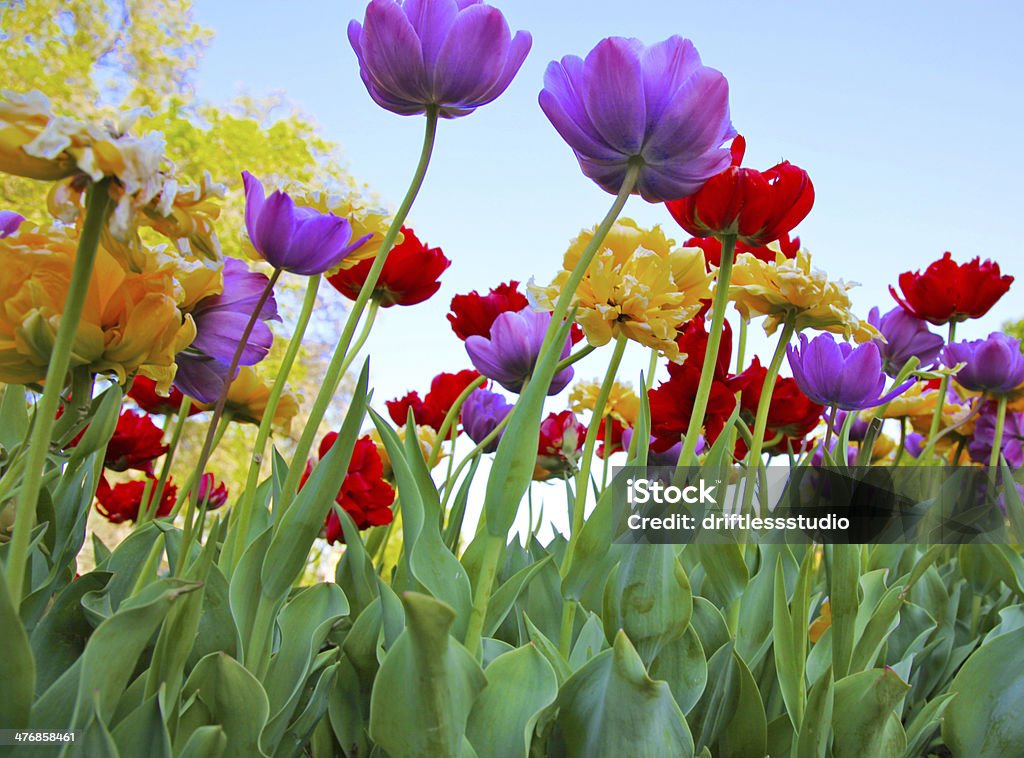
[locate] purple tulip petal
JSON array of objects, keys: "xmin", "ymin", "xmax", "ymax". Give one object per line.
[
  {"xmin": 581, "ymin": 38, "xmax": 647, "ymax": 155},
  {"xmin": 242, "ymin": 171, "xmax": 265, "ymax": 245},
  {"xmin": 643, "ymin": 67, "xmax": 733, "ymax": 164},
  {"xmin": 640, "ymin": 36, "xmax": 703, "ymax": 133},
  {"xmin": 192, "ymin": 312, "xmax": 273, "ymax": 366},
  {"xmin": 404, "ymin": 0, "xmax": 460, "ymax": 71},
  {"xmin": 539, "ymin": 58, "xmax": 621, "ymax": 162},
  {"xmin": 359, "ymin": 0, "xmax": 429, "ymax": 106},
  {"xmin": 286, "ymin": 214, "xmax": 354, "ymax": 275},
  {"xmin": 253, "ymin": 191, "xmax": 296, "ymax": 267},
  {"xmin": 173, "ymin": 353, "xmax": 235, "ymax": 405},
  {"xmin": 473, "ymin": 30, "xmax": 532, "ymax": 104},
  {"xmin": 0, "ymin": 210, "xmax": 24, "ymax": 237},
  {"xmin": 836, "ymin": 343, "xmax": 883, "ymax": 407},
  {"xmin": 433, "ymin": 5, "xmax": 509, "ymax": 104}
]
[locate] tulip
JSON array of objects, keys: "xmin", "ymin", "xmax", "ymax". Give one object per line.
[
  {"xmin": 242, "ymin": 171, "xmax": 370, "ymax": 275},
  {"xmin": 787, "ymin": 333, "xmax": 914, "ymax": 411},
  {"xmin": 968, "ymin": 402, "xmax": 1023, "ymax": 469},
  {"xmin": 448, "ymin": 280, "xmax": 529, "ymax": 340},
  {"xmin": 666, "ymin": 135, "xmax": 814, "ymax": 246},
  {"xmin": 348, "ymin": 0, "xmax": 531, "ymax": 118},
  {"xmin": 540, "ymin": 36, "xmax": 734, "ymax": 202},
  {"xmin": 0, "ymin": 210, "xmax": 23, "ymax": 237},
  {"xmin": 868, "ymin": 306, "xmax": 944, "ymax": 377},
  {"xmin": 328, "ymin": 226, "xmax": 450, "ymax": 306},
  {"xmin": 461, "ymin": 388, "xmax": 512, "ymax": 452},
  {"xmin": 942, "ymin": 333, "xmax": 1024, "ymax": 394},
  {"xmin": 386, "ymin": 370, "xmax": 481, "ymax": 431},
  {"xmin": 102, "ymin": 410, "xmax": 169, "ymax": 473},
  {"xmin": 129, "ymin": 376, "xmax": 200, "ymax": 417},
  {"xmin": 891, "ymin": 252, "xmax": 1013, "ymax": 325},
  {"xmin": 465, "ymin": 308, "xmax": 574, "ymax": 394},
  {"xmin": 534, "ymin": 410, "xmax": 586, "ymax": 480},
  {"xmin": 196, "ymin": 473, "xmax": 229, "ymax": 511},
  {"xmin": 95, "ymin": 475, "xmax": 176, "ymax": 524}
]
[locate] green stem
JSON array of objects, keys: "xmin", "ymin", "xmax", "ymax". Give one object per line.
[
  {"xmin": 440, "ymin": 413, "xmax": 511, "ymax": 510},
  {"xmin": 229, "ymin": 274, "xmax": 320, "ymax": 566},
  {"xmin": 337, "ymin": 299, "xmax": 380, "ymax": 378},
  {"xmin": 139, "ymin": 395, "xmax": 193, "ymax": 525},
  {"xmin": 557, "ymin": 344, "xmax": 596, "ymax": 372},
  {"xmin": 5, "ymin": 179, "xmax": 110, "ymax": 601},
  {"xmin": 279, "ymin": 109, "xmax": 439, "ymax": 508},
  {"xmin": 927, "ymin": 321, "xmax": 958, "ymax": 443},
  {"xmin": 988, "ymin": 395, "xmax": 1009, "ymax": 470},
  {"xmin": 680, "ymin": 235, "xmax": 736, "ymax": 465},
  {"xmin": 735, "ymin": 314, "xmax": 748, "ymax": 372},
  {"xmin": 742, "ymin": 318, "xmax": 797, "ymax": 512}
]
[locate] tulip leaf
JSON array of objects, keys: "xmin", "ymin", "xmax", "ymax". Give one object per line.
[
  {"xmin": 73, "ymin": 578, "xmax": 200, "ymax": 727},
  {"xmin": 569, "ymin": 612, "xmax": 609, "ymax": 671},
  {"xmin": 649, "ymin": 624, "xmax": 707, "ymax": 715},
  {"xmin": 773, "ymin": 553, "xmax": 811, "ymax": 731},
  {"xmin": 0, "ymin": 383, "xmax": 29, "ymax": 451},
  {"xmin": 942, "ymin": 626, "xmax": 1024, "ymax": 757},
  {"xmin": 111, "ymin": 693, "xmax": 172, "ymax": 758},
  {"xmin": 176, "ymin": 726, "xmax": 228, "ymax": 758},
  {"xmin": 831, "ymin": 668, "xmax": 909, "ymax": 758},
  {"xmin": 368, "ymin": 592, "xmax": 486, "ymax": 758},
  {"xmin": 719, "ymin": 649, "xmax": 767, "ymax": 758},
  {"xmin": 484, "ymin": 314, "xmax": 575, "ymax": 537},
  {"xmin": 796, "ymin": 667, "xmax": 833, "ymax": 758},
  {"xmin": 830, "ymin": 544, "xmax": 860, "ymax": 679},
  {"xmin": 603, "ymin": 543, "xmax": 692, "ymax": 667},
  {"xmin": 554, "ymin": 630, "xmax": 694, "ymax": 758},
  {"xmin": 272, "ymin": 661, "xmax": 340, "ymax": 758},
  {"xmin": 178, "ymin": 652, "xmax": 270, "ymax": 758},
  {"xmin": 0, "ymin": 569, "xmax": 34, "ymax": 729},
  {"xmin": 261, "ymin": 362, "xmax": 368, "ymax": 604},
  {"xmin": 466, "ymin": 645, "xmax": 558, "ymax": 758},
  {"xmin": 66, "ymin": 694, "xmax": 120, "ymax": 758},
  {"xmin": 483, "ymin": 554, "xmax": 552, "ymax": 637},
  {"xmin": 370, "ymin": 409, "xmax": 472, "ymax": 637}
]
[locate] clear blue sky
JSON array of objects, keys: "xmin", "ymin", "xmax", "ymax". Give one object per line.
[{"xmin": 192, "ymin": 0, "xmax": 1023, "ymax": 535}]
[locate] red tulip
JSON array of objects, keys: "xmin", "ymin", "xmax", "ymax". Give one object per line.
[
  {"xmin": 448, "ymin": 281, "xmax": 530, "ymax": 340},
  {"xmin": 534, "ymin": 410, "xmax": 586, "ymax": 480},
  {"xmin": 890, "ymin": 252, "xmax": 1013, "ymax": 325},
  {"xmin": 666, "ymin": 136, "xmax": 814, "ymax": 247},
  {"xmin": 735, "ymin": 358, "xmax": 824, "ymax": 456},
  {"xmin": 103, "ymin": 410, "xmax": 168, "ymax": 473},
  {"xmin": 197, "ymin": 473, "xmax": 229, "ymax": 511},
  {"xmin": 128, "ymin": 376, "xmax": 201, "ymax": 416},
  {"xmin": 327, "ymin": 226, "xmax": 450, "ymax": 307},
  {"xmin": 386, "ymin": 369, "xmax": 482, "ymax": 431},
  {"xmin": 95, "ymin": 475, "xmax": 176, "ymax": 523},
  {"xmin": 649, "ymin": 363, "xmax": 746, "ymax": 452},
  {"xmin": 687, "ymin": 231, "xmax": 801, "ymax": 268}
]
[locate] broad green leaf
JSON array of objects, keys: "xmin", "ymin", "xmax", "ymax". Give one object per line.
[
  {"xmin": 327, "ymin": 654, "xmax": 369, "ymax": 758},
  {"xmin": 0, "ymin": 383, "xmax": 29, "ymax": 451},
  {"xmin": 830, "ymin": 544, "xmax": 860, "ymax": 679},
  {"xmin": 689, "ymin": 596, "xmax": 731, "ymax": 659},
  {"xmin": 773, "ymin": 554, "xmax": 810, "ymax": 731},
  {"xmin": 692, "ymin": 542, "xmax": 748, "ymax": 608},
  {"xmin": 796, "ymin": 668, "xmax": 833, "ymax": 758},
  {"xmin": 368, "ymin": 592, "xmax": 486, "ymax": 758},
  {"xmin": 484, "ymin": 554, "xmax": 552, "ymax": 637},
  {"xmin": 334, "ymin": 509, "xmax": 378, "ymax": 617},
  {"xmin": 902, "ymin": 691, "xmax": 953, "ymax": 758},
  {"xmin": 66, "ymin": 694, "xmax": 120, "ymax": 758},
  {"xmin": 371, "ymin": 409, "xmax": 473, "ymax": 638},
  {"xmin": 602, "ymin": 544, "xmax": 691, "ymax": 667},
  {"xmin": 0, "ymin": 569, "xmax": 34, "ymax": 729},
  {"xmin": 554, "ymin": 630, "xmax": 694, "ymax": 758},
  {"xmin": 466, "ymin": 645, "xmax": 558, "ymax": 758},
  {"xmin": 734, "ymin": 554, "xmax": 776, "ymax": 668},
  {"xmin": 228, "ymin": 525, "xmax": 273, "ymax": 659},
  {"xmin": 688, "ymin": 642, "xmax": 740, "ymax": 752},
  {"xmin": 832, "ymin": 668, "xmax": 909, "ymax": 758},
  {"xmin": 179, "ymin": 652, "xmax": 270, "ymax": 758},
  {"xmin": 111, "ymin": 693, "xmax": 171, "ymax": 758},
  {"xmin": 649, "ymin": 625, "xmax": 707, "ymax": 715},
  {"xmin": 74, "ymin": 578, "xmax": 200, "ymax": 726},
  {"xmin": 568, "ymin": 612, "xmax": 608, "ymax": 671},
  {"xmin": 522, "ymin": 612, "xmax": 573, "ymax": 684},
  {"xmin": 272, "ymin": 662, "xmax": 340, "ymax": 758},
  {"xmin": 261, "ymin": 363, "xmax": 368, "ymax": 604},
  {"xmin": 176, "ymin": 726, "xmax": 227, "ymax": 758},
  {"xmin": 942, "ymin": 626, "xmax": 1024, "ymax": 757},
  {"xmin": 719, "ymin": 650, "xmax": 767, "ymax": 758}
]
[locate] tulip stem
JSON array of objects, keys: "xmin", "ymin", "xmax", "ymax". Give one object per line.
[
  {"xmin": 464, "ymin": 531, "xmax": 504, "ymax": 658},
  {"xmin": 680, "ymin": 234, "xmax": 737, "ymax": 466},
  {"xmin": 735, "ymin": 314, "xmax": 748, "ymax": 372},
  {"xmin": 279, "ymin": 109, "xmax": 439, "ymax": 508},
  {"xmin": 557, "ymin": 344, "xmax": 596, "ymax": 371},
  {"xmin": 5, "ymin": 179, "xmax": 110, "ymax": 601},
  {"xmin": 225, "ymin": 274, "xmax": 321, "ymax": 569},
  {"xmin": 428, "ymin": 375, "xmax": 487, "ymax": 468},
  {"xmin": 139, "ymin": 395, "xmax": 193, "ymax": 525},
  {"xmin": 177, "ymin": 267, "xmax": 281, "ymax": 574},
  {"xmin": 440, "ymin": 413, "xmax": 512, "ymax": 510},
  {"xmin": 926, "ymin": 321, "xmax": 958, "ymax": 453},
  {"xmin": 338, "ymin": 299, "xmax": 380, "ymax": 377},
  {"xmin": 988, "ymin": 395, "xmax": 1009, "ymax": 470},
  {"xmin": 742, "ymin": 317, "xmax": 797, "ymax": 513}
]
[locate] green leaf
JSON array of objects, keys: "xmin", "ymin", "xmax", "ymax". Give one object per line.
[
  {"xmin": 334, "ymin": 509, "xmax": 378, "ymax": 618},
  {"xmin": 483, "ymin": 554, "xmax": 552, "ymax": 637},
  {"xmin": 830, "ymin": 544, "xmax": 861, "ymax": 679},
  {"xmin": 0, "ymin": 569, "xmax": 34, "ymax": 729},
  {"xmin": 0, "ymin": 383, "xmax": 29, "ymax": 452},
  {"xmin": 602, "ymin": 544, "xmax": 692, "ymax": 667},
  {"xmin": 569, "ymin": 612, "xmax": 609, "ymax": 671},
  {"xmin": 178, "ymin": 652, "xmax": 270, "ymax": 758},
  {"xmin": 718, "ymin": 649, "xmax": 767, "ymax": 758},
  {"xmin": 261, "ymin": 362, "xmax": 368, "ymax": 604},
  {"xmin": 832, "ymin": 668, "xmax": 909, "ymax": 758},
  {"xmin": 370, "ymin": 409, "xmax": 472, "ymax": 637},
  {"xmin": 942, "ymin": 626, "xmax": 1024, "ymax": 757},
  {"xmin": 368, "ymin": 592, "xmax": 486, "ymax": 758},
  {"xmin": 902, "ymin": 691, "xmax": 953, "ymax": 758},
  {"xmin": 74, "ymin": 578, "xmax": 200, "ymax": 726},
  {"xmin": 111, "ymin": 693, "xmax": 172, "ymax": 758},
  {"xmin": 484, "ymin": 314, "xmax": 575, "ymax": 537},
  {"xmin": 272, "ymin": 662, "xmax": 340, "ymax": 758},
  {"xmin": 649, "ymin": 625, "xmax": 707, "ymax": 715},
  {"xmin": 176, "ymin": 726, "xmax": 227, "ymax": 758},
  {"xmin": 692, "ymin": 542, "xmax": 748, "ymax": 608},
  {"xmin": 228, "ymin": 526, "xmax": 273, "ymax": 659},
  {"xmin": 773, "ymin": 553, "xmax": 810, "ymax": 731},
  {"xmin": 554, "ymin": 630, "xmax": 694, "ymax": 758},
  {"xmin": 796, "ymin": 668, "xmax": 833, "ymax": 758},
  {"xmin": 688, "ymin": 641, "xmax": 740, "ymax": 752},
  {"xmin": 466, "ymin": 645, "xmax": 558, "ymax": 758},
  {"xmin": 522, "ymin": 612, "xmax": 573, "ymax": 685},
  {"xmin": 66, "ymin": 694, "xmax": 120, "ymax": 758}
]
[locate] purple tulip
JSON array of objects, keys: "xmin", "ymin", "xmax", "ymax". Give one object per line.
[
  {"xmin": 0, "ymin": 210, "xmax": 24, "ymax": 237},
  {"xmin": 621, "ymin": 427, "xmax": 696, "ymax": 466},
  {"xmin": 348, "ymin": 0, "xmax": 531, "ymax": 118},
  {"xmin": 787, "ymin": 333, "xmax": 914, "ymax": 411},
  {"xmin": 904, "ymin": 432, "xmax": 926, "ymax": 459},
  {"xmin": 242, "ymin": 172, "xmax": 370, "ymax": 275},
  {"xmin": 942, "ymin": 333, "xmax": 1024, "ymax": 394},
  {"xmin": 829, "ymin": 410, "xmax": 872, "ymax": 441},
  {"xmin": 811, "ymin": 439, "xmax": 858, "ymax": 468},
  {"xmin": 461, "ymin": 388, "xmax": 512, "ymax": 452},
  {"xmin": 465, "ymin": 307, "xmax": 574, "ymax": 394},
  {"xmin": 868, "ymin": 306, "xmax": 944, "ymax": 377},
  {"xmin": 174, "ymin": 258, "xmax": 281, "ymax": 403},
  {"xmin": 968, "ymin": 401, "xmax": 1024, "ymax": 469},
  {"xmin": 540, "ymin": 36, "xmax": 735, "ymax": 202}
]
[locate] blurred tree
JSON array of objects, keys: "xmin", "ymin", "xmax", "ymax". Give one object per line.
[
  {"xmin": 1005, "ymin": 318, "xmax": 1024, "ymax": 347},
  {"xmin": 2, "ymin": 0, "xmax": 368, "ymax": 559}
]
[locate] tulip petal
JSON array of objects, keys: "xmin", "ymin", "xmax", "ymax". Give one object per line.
[
  {"xmin": 403, "ymin": 0, "xmax": 460, "ymax": 70},
  {"xmin": 581, "ymin": 37, "xmax": 647, "ymax": 154},
  {"xmin": 433, "ymin": 5, "xmax": 509, "ymax": 104}
]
